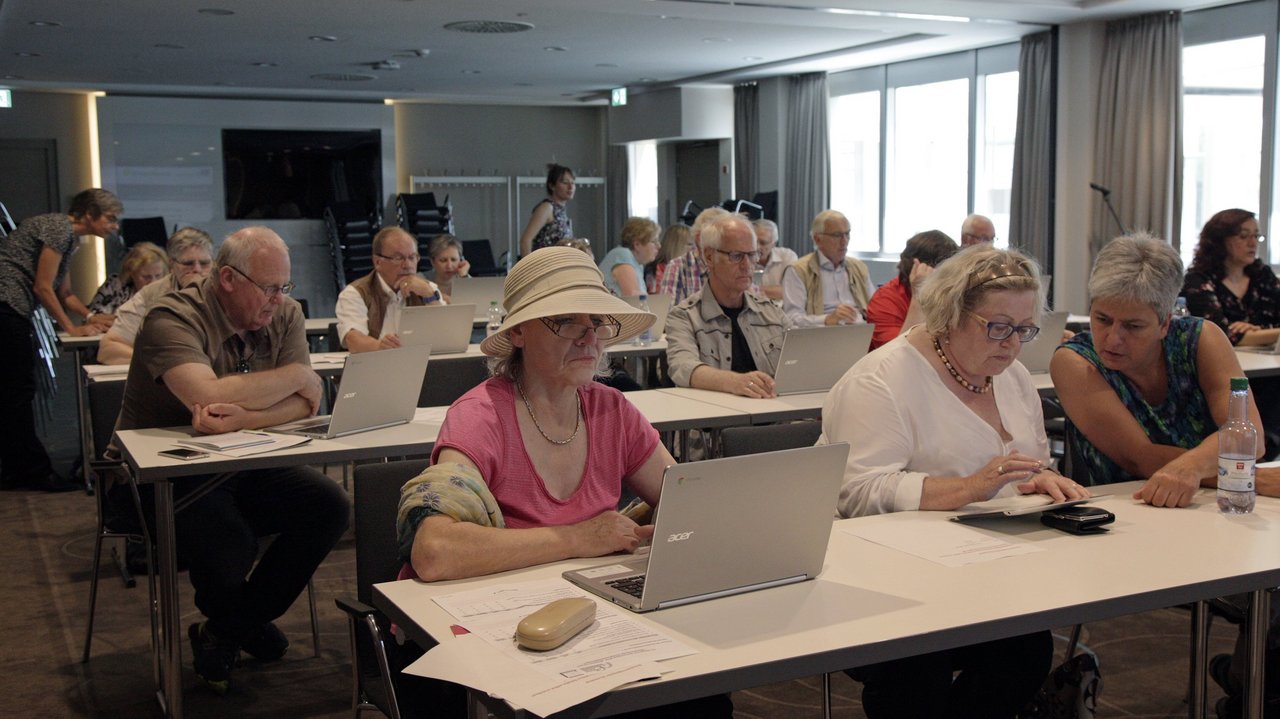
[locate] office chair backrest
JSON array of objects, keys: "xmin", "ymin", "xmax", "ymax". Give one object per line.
[
  {"xmin": 352, "ymin": 459, "xmax": 429, "ymax": 605},
  {"xmin": 119, "ymin": 217, "xmax": 168, "ymax": 249},
  {"xmin": 87, "ymin": 379, "xmax": 127, "ymax": 460},
  {"xmin": 460, "ymin": 239, "xmax": 502, "ymax": 276},
  {"xmin": 417, "ymin": 356, "xmax": 490, "ymax": 408},
  {"xmin": 720, "ymin": 420, "xmax": 823, "ymax": 458}
]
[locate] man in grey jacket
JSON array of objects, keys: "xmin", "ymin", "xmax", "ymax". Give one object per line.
[{"xmin": 664, "ymin": 212, "xmax": 791, "ymax": 398}]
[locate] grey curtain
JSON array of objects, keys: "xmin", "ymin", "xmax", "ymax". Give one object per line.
[
  {"xmin": 783, "ymin": 73, "xmax": 830, "ymax": 253},
  {"xmin": 1091, "ymin": 11, "xmax": 1183, "ymax": 253},
  {"xmin": 734, "ymin": 83, "xmax": 759, "ymax": 200},
  {"xmin": 1009, "ymin": 30, "xmax": 1056, "ymax": 275},
  {"xmin": 607, "ymin": 143, "xmax": 629, "ymax": 246}
]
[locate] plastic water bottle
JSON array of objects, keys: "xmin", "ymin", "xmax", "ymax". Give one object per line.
[
  {"xmin": 634, "ymin": 295, "xmax": 652, "ymax": 347},
  {"xmin": 1172, "ymin": 297, "xmax": 1190, "ymax": 319},
  {"xmin": 485, "ymin": 300, "xmax": 503, "ymax": 338},
  {"xmin": 1217, "ymin": 377, "xmax": 1257, "ymax": 514}
]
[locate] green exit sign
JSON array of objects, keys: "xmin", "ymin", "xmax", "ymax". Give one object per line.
[
  {"xmin": 610, "ymin": 87, "xmax": 627, "ymax": 107},
  {"xmin": 0, "ymin": 90, "xmax": 11, "ymax": 108}
]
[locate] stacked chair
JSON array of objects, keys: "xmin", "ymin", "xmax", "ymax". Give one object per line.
[{"xmin": 325, "ymin": 202, "xmax": 381, "ymax": 290}]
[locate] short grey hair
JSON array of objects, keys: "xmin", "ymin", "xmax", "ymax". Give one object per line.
[
  {"xmin": 752, "ymin": 218, "xmax": 778, "ymax": 241},
  {"xmin": 699, "ymin": 213, "xmax": 755, "ymax": 252},
  {"xmin": 1088, "ymin": 232, "xmax": 1184, "ymax": 321},
  {"xmin": 216, "ymin": 226, "xmax": 288, "ymax": 270},
  {"xmin": 690, "ymin": 207, "xmax": 731, "ymax": 248},
  {"xmin": 917, "ymin": 244, "xmax": 1043, "ymax": 336},
  {"xmin": 810, "ymin": 209, "xmax": 848, "ymax": 237},
  {"xmin": 166, "ymin": 227, "xmax": 214, "ymax": 260}
]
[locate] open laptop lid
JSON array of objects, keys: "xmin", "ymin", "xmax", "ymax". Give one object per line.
[
  {"xmin": 1015, "ymin": 311, "xmax": 1069, "ymax": 374},
  {"xmin": 564, "ymin": 442, "xmax": 849, "ymax": 612},
  {"xmin": 398, "ymin": 303, "xmax": 475, "ymax": 355},
  {"xmin": 270, "ymin": 345, "xmax": 431, "ymax": 439},
  {"xmin": 622, "ymin": 294, "xmax": 672, "ymax": 337},
  {"xmin": 773, "ymin": 325, "xmax": 874, "ymax": 395},
  {"xmin": 449, "ymin": 276, "xmax": 506, "ymax": 323}
]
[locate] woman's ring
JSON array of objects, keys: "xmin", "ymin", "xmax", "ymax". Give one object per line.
[
  {"xmin": 997, "ymin": 464, "xmax": 1005, "ymax": 474},
  {"xmin": 747, "ymin": 381, "xmax": 754, "ymax": 386}
]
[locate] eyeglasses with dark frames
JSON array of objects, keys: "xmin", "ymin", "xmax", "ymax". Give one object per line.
[
  {"xmin": 175, "ymin": 258, "xmax": 213, "ymax": 268},
  {"xmin": 966, "ymin": 311, "xmax": 1040, "ymax": 343},
  {"xmin": 376, "ymin": 253, "xmax": 420, "ymax": 263},
  {"xmin": 712, "ymin": 248, "xmax": 760, "ymax": 264},
  {"xmin": 537, "ymin": 315, "xmax": 622, "ymax": 341},
  {"xmin": 228, "ymin": 265, "xmax": 295, "ymax": 298}
]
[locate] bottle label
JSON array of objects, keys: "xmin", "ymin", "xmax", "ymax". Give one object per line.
[{"xmin": 1218, "ymin": 457, "xmax": 1256, "ymax": 493}]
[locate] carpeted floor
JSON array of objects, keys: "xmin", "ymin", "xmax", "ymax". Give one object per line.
[{"xmin": 6, "ymin": 352, "xmax": 1240, "ymax": 718}]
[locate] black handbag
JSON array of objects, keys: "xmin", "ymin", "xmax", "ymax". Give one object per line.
[{"xmin": 1020, "ymin": 631, "xmax": 1101, "ymax": 719}]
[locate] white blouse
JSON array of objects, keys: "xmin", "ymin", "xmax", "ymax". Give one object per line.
[{"xmin": 819, "ymin": 333, "xmax": 1049, "ymax": 518}]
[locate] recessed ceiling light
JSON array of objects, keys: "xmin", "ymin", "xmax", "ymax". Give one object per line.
[
  {"xmin": 198, "ymin": 8, "xmax": 234, "ymax": 15},
  {"xmin": 514, "ymin": 82, "xmax": 534, "ymax": 87},
  {"xmin": 29, "ymin": 21, "xmax": 62, "ymax": 27},
  {"xmin": 743, "ymin": 56, "xmax": 764, "ymax": 61},
  {"xmin": 701, "ymin": 37, "xmax": 731, "ymax": 43},
  {"xmin": 560, "ymin": 93, "xmax": 575, "ymax": 97},
  {"xmin": 637, "ymin": 77, "xmax": 657, "ymax": 83},
  {"xmin": 14, "ymin": 52, "xmax": 40, "ymax": 58},
  {"xmin": 311, "ymin": 73, "xmax": 376, "ymax": 82},
  {"xmin": 252, "ymin": 62, "xmax": 278, "ymax": 67},
  {"xmin": 544, "ymin": 46, "xmax": 568, "ymax": 52},
  {"xmin": 154, "ymin": 43, "xmax": 185, "ymax": 49},
  {"xmin": 3, "ymin": 75, "xmax": 24, "ymax": 80},
  {"xmin": 309, "ymin": 35, "xmax": 339, "ymax": 42},
  {"xmin": 444, "ymin": 20, "xmax": 534, "ymax": 34},
  {"xmin": 596, "ymin": 63, "xmax": 618, "ymax": 68},
  {"xmin": 461, "ymin": 69, "xmax": 481, "ymax": 75}
]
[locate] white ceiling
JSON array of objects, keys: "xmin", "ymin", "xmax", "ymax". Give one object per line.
[{"xmin": 0, "ymin": 0, "xmax": 1228, "ymax": 105}]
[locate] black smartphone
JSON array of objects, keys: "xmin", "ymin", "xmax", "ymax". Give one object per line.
[
  {"xmin": 1041, "ymin": 505, "xmax": 1115, "ymax": 534},
  {"xmin": 158, "ymin": 447, "xmax": 209, "ymax": 461}
]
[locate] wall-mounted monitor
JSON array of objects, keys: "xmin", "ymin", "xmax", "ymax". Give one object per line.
[{"xmin": 222, "ymin": 128, "xmax": 381, "ymax": 220}]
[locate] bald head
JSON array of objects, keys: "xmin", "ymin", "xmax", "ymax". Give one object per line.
[{"xmin": 960, "ymin": 215, "xmax": 996, "ymax": 247}]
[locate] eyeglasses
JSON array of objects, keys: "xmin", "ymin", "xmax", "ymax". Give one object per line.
[
  {"xmin": 819, "ymin": 231, "xmax": 851, "ymax": 240},
  {"xmin": 712, "ymin": 248, "xmax": 760, "ymax": 264},
  {"xmin": 538, "ymin": 315, "xmax": 622, "ymax": 340},
  {"xmin": 175, "ymin": 258, "xmax": 213, "ymax": 268},
  {"xmin": 1233, "ymin": 232, "xmax": 1265, "ymax": 243},
  {"xmin": 967, "ymin": 311, "xmax": 1040, "ymax": 343},
  {"xmin": 376, "ymin": 253, "xmax": 420, "ymax": 263},
  {"xmin": 227, "ymin": 265, "xmax": 295, "ymax": 298}
]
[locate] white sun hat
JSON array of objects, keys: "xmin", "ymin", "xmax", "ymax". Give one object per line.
[{"xmin": 478, "ymin": 246, "xmax": 656, "ymax": 357}]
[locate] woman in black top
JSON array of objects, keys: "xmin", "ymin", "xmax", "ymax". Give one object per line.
[{"xmin": 1182, "ymin": 208, "xmax": 1280, "ymax": 347}]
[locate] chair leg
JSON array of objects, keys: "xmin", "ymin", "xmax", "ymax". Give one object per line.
[
  {"xmin": 822, "ymin": 671, "xmax": 833, "ymax": 719},
  {"xmin": 308, "ymin": 578, "xmax": 321, "ymax": 658},
  {"xmin": 82, "ymin": 524, "xmax": 108, "ymax": 663},
  {"xmin": 1189, "ymin": 601, "xmax": 1209, "ymax": 719},
  {"xmin": 109, "ymin": 542, "xmax": 137, "ymax": 589}
]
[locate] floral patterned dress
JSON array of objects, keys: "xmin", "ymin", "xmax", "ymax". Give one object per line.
[
  {"xmin": 1182, "ymin": 262, "xmax": 1280, "ymax": 345},
  {"xmin": 1059, "ymin": 317, "xmax": 1215, "ymax": 485}
]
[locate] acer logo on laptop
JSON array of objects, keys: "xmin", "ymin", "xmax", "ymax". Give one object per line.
[
  {"xmin": 342, "ymin": 392, "xmax": 358, "ymax": 400},
  {"xmin": 666, "ymin": 531, "xmax": 694, "ymax": 543}
]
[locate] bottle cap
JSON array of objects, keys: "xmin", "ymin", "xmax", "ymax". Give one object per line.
[{"xmin": 1231, "ymin": 377, "xmax": 1249, "ymax": 391}]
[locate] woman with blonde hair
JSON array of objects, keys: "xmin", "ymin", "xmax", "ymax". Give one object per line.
[{"xmin": 88, "ymin": 241, "xmax": 168, "ymax": 321}]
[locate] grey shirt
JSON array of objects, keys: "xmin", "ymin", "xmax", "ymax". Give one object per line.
[{"xmin": 0, "ymin": 213, "xmax": 76, "ymax": 317}]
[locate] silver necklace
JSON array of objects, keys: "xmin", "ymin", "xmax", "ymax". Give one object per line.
[
  {"xmin": 516, "ymin": 381, "xmax": 582, "ymax": 445},
  {"xmin": 932, "ymin": 335, "xmax": 992, "ymax": 394}
]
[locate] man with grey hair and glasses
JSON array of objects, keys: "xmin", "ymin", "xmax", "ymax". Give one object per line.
[
  {"xmin": 750, "ymin": 218, "xmax": 797, "ymax": 301},
  {"xmin": 781, "ymin": 209, "xmax": 873, "ymax": 327},
  {"xmin": 109, "ymin": 226, "xmax": 350, "ymax": 695}
]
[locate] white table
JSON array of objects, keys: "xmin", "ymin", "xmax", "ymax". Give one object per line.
[
  {"xmin": 377, "ymin": 486, "xmax": 1278, "ymax": 718},
  {"xmin": 657, "ymin": 386, "xmax": 826, "ymax": 424}
]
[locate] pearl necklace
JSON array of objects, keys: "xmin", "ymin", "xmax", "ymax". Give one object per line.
[
  {"xmin": 932, "ymin": 335, "xmax": 992, "ymax": 394},
  {"xmin": 516, "ymin": 381, "xmax": 582, "ymax": 445}
]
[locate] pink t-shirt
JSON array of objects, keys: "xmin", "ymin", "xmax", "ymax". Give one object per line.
[{"xmin": 431, "ymin": 378, "xmax": 660, "ymax": 529}]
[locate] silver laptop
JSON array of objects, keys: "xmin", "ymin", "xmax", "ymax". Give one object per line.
[
  {"xmin": 564, "ymin": 442, "xmax": 849, "ymax": 612},
  {"xmin": 1016, "ymin": 311, "xmax": 1069, "ymax": 374},
  {"xmin": 772, "ymin": 324, "xmax": 874, "ymax": 395},
  {"xmin": 269, "ymin": 346, "xmax": 431, "ymax": 439},
  {"xmin": 398, "ymin": 303, "xmax": 474, "ymax": 355},
  {"xmin": 449, "ymin": 276, "xmax": 506, "ymax": 323},
  {"xmin": 1238, "ymin": 332, "xmax": 1280, "ymax": 354},
  {"xmin": 622, "ymin": 294, "xmax": 673, "ymax": 337}
]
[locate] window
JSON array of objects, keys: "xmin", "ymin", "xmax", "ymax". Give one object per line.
[
  {"xmin": 627, "ymin": 140, "xmax": 659, "ymax": 221},
  {"xmin": 829, "ymin": 91, "xmax": 880, "ymax": 253},
  {"xmin": 885, "ymin": 78, "xmax": 969, "ymax": 254},
  {"xmin": 1180, "ymin": 36, "xmax": 1264, "ymax": 266},
  {"xmin": 829, "ymin": 45, "xmax": 1019, "ymax": 258}
]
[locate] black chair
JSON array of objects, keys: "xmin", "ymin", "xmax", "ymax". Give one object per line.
[
  {"xmin": 325, "ymin": 202, "xmax": 381, "ymax": 289},
  {"xmin": 119, "ymin": 217, "xmax": 169, "ymax": 248},
  {"xmin": 719, "ymin": 419, "xmax": 823, "ymax": 458},
  {"xmin": 336, "ymin": 459, "xmax": 429, "ymax": 719},
  {"xmin": 0, "ymin": 200, "xmax": 16, "ymax": 236},
  {"xmin": 460, "ymin": 239, "xmax": 503, "ymax": 277},
  {"xmin": 417, "ymin": 356, "xmax": 490, "ymax": 408}
]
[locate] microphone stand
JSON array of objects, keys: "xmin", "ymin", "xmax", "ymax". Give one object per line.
[{"xmin": 1091, "ymin": 183, "xmax": 1128, "ymax": 235}]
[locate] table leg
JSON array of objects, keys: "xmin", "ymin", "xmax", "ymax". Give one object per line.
[
  {"xmin": 1188, "ymin": 600, "xmax": 1208, "ymax": 719},
  {"xmin": 155, "ymin": 481, "xmax": 184, "ymax": 719},
  {"xmin": 1245, "ymin": 588, "xmax": 1270, "ymax": 718},
  {"xmin": 75, "ymin": 347, "xmax": 94, "ymax": 492}
]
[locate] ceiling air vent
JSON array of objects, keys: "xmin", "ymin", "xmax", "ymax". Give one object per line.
[
  {"xmin": 444, "ymin": 20, "xmax": 534, "ymax": 34},
  {"xmin": 311, "ymin": 73, "xmax": 377, "ymax": 82}
]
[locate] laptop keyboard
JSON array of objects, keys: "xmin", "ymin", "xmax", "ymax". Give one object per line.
[{"xmin": 605, "ymin": 574, "xmax": 646, "ymax": 598}]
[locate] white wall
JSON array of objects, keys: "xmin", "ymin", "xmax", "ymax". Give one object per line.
[
  {"xmin": 96, "ymin": 96, "xmax": 396, "ymax": 314},
  {"xmin": 0, "ymin": 90, "xmax": 95, "ymax": 209}
]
